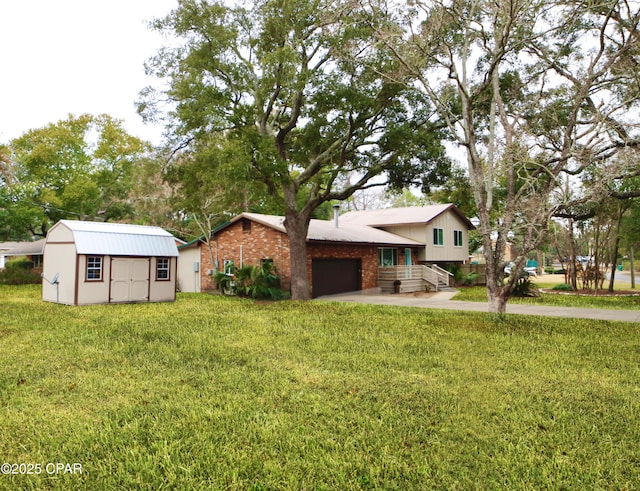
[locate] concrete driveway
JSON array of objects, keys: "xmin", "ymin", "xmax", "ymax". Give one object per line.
[{"xmin": 316, "ymin": 290, "xmax": 640, "ymax": 323}]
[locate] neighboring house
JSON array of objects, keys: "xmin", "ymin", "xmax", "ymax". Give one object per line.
[
  {"xmin": 181, "ymin": 212, "xmax": 424, "ymax": 297},
  {"xmin": 0, "ymin": 239, "xmax": 45, "ymax": 269},
  {"xmin": 42, "ymin": 220, "xmax": 179, "ymax": 305},
  {"xmin": 0, "ymin": 242, "xmax": 19, "ymax": 269},
  {"xmin": 339, "ymin": 204, "xmax": 475, "ymax": 266}
]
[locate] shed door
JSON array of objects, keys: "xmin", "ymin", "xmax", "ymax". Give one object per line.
[
  {"xmin": 110, "ymin": 258, "xmax": 150, "ymax": 302},
  {"xmin": 312, "ymin": 259, "xmax": 361, "ymax": 298}
]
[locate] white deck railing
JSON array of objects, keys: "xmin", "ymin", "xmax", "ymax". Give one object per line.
[{"xmin": 378, "ymin": 265, "xmax": 452, "ymax": 293}]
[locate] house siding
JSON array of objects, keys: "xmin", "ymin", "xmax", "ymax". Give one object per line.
[
  {"xmin": 426, "ymin": 212, "xmax": 470, "ymax": 263},
  {"xmin": 379, "ymin": 211, "xmax": 470, "ymax": 263},
  {"xmin": 177, "ymin": 245, "xmax": 202, "ymax": 293}
]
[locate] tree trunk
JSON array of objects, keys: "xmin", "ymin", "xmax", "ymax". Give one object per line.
[
  {"xmin": 284, "ymin": 210, "xmax": 312, "ymax": 300},
  {"xmin": 484, "ymin": 253, "xmax": 509, "ymax": 313},
  {"xmin": 568, "ymin": 218, "xmax": 578, "ymax": 290},
  {"xmin": 631, "ymin": 246, "xmax": 636, "ymax": 289},
  {"xmin": 608, "ymin": 235, "xmax": 621, "ymax": 292},
  {"xmin": 487, "ymin": 284, "xmax": 508, "ymax": 314}
]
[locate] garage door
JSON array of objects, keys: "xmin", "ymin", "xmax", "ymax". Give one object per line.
[
  {"xmin": 312, "ymin": 259, "xmax": 361, "ymax": 298},
  {"xmin": 110, "ymin": 258, "xmax": 150, "ymax": 302}
]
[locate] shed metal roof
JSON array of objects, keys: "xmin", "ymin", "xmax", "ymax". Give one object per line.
[
  {"xmin": 234, "ymin": 213, "xmax": 424, "ymax": 247},
  {"xmin": 57, "ymin": 220, "xmax": 179, "ymax": 257}
]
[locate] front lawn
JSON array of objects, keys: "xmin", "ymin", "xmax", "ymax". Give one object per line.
[
  {"xmin": 1, "ymin": 285, "xmax": 639, "ymax": 490},
  {"xmin": 453, "ymin": 282, "xmax": 640, "ymax": 310}
]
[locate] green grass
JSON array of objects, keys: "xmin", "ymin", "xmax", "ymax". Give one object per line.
[
  {"xmin": 1, "ymin": 285, "xmax": 640, "ymax": 490},
  {"xmin": 453, "ymin": 285, "xmax": 640, "ymax": 310}
]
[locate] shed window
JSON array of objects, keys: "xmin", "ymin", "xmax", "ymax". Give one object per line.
[
  {"xmin": 454, "ymin": 230, "xmax": 464, "ymax": 247},
  {"xmin": 433, "ymin": 228, "xmax": 444, "ymax": 246},
  {"xmin": 378, "ymin": 248, "xmax": 398, "ymax": 266},
  {"xmin": 156, "ymin": 258, "xmax": 170, "ymax": 281},
  {"xmin": 86, "ymin": 256, "xmax": 103, "ymax": 281}
]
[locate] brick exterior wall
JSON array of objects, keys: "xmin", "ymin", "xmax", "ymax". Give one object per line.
[
  {"xmin": 198, "ymin": 217, "xmax": 421, "ymax": 295},
  {"xmin": 200, "ymin": 219, "xmax": 290, "ymax": 291}
]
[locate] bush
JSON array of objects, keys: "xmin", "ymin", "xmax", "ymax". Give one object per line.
[
  {"xmin": 512, "ymin": 276, "xmax": 541, "ymax": 298},
  {"xmin": 0, "ymin": 258, "xmax": 41, "ymax": 285},
  {"xmin": 214, "ymin": 261, "xmax": 287, "ymax": 300},
  {"xmin": 450, "ymin": 265, "xmax": 479, "ymax": 286},
  {"xmin": 235, "ymin": 262, "xmax": 286, "ymax": 300},
  {"xmin": 461, "ymin": 272, "xmax": 479, "ymax": 285},
  {"xmin": 552, "ymin": 283, "xmax": 574, "ymax": 291},
  {"xmin": 214, "ymin": 271, "xmax": 236, "ymax": 295}
]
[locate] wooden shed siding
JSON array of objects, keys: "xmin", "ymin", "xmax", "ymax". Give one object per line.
[
  {"xmin": 76, "ymin": 254, "xmax": 112, "ymax": 305},
  {"xmin": 149, "ymin": 257, "xmax": 177, "ymax": 301},
  {"xmin": 42, "ymin": 242, "xmax": 77, "ymax": 305},
  {"xmin": 43, "ymin": 221, "xmax": 178, "ymax": 305}
]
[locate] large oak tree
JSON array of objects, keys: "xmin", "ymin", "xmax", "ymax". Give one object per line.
[{"xmin": 139, "ymin": 0, "xmax": 449, "ymax": 299}]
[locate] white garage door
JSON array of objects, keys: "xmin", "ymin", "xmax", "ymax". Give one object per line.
[{"xmin": 110, "ymin": 258, "xmax": 150, "ymax": 302}]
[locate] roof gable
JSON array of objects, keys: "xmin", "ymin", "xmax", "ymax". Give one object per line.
[{"xmin": 339, "ymin": 204, "xmax": 475, "ymax": 229}]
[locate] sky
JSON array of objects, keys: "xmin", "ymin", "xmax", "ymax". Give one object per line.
[{"xmin": 0, "ymin": 0, "xmax": 178, "ymax": 145}]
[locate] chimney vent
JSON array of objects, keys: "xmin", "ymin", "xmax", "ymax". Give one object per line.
[{"xmin": 333, "ymin": 204, "xmax": 340, "ymax": 228}]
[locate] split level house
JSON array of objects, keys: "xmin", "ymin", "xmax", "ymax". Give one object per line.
[{"xmin": 178, "ymin": 204, "xmax": 475, "ymax": 297}]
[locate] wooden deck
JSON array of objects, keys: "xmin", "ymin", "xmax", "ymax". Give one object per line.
[{"xmin": 378, "ymin": 265, "xmax": 453, "ymax": 293}]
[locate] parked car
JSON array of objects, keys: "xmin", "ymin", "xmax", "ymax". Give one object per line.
[{"xmin": 504, "ymin": 262, "xmax": 537, "ymax": 277}]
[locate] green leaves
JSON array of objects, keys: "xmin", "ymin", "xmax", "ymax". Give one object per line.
[
  {"xmin": 1, "ymin": 114, "xmax": 150, "ymax": 238},
  {"xmin": 141, "ymin": 0, "xmax": 449, "ymax": 204}
]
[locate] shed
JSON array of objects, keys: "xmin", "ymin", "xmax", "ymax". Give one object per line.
[{"xmin": 42, "ymin": 220, "xmax": 179, "ymax": 305}]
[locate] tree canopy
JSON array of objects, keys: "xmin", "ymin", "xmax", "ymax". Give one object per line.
[
  {"xmin": 139, "ymin": 0, "xmax": 450, "ymax": 299},
  {"xmin": 372, "ymin": 0, "xmax": 640, "ymax": 311},
  {"xmin": 0, "ymin": 114, "xmax": 151, "ymax": 239}
]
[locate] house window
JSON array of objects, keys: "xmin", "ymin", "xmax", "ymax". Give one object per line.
[
  {"xmin": 378, "ymin": 248, "xmax": 398, "ymax": 266},
  {"xmin": 242, "ymin": 219, "xmax": 252, "ymax": 232},
  {"xmin": 156, "ymin": 258, "xmax": 170, "ymax": 281},
  {"xmin": 86, "ymin": 256, "xmax": 103, "ymax": 281},
  {"xmin": 433, "ymin": 228, "xmax": 444, "ymax": 246},
  {"xmin": 224, "ymin": 259, "xmax": 235, "ymax": 275},
  {"xmin": 454, "ymin": 230, "xmax": 464, "ymax": 247}
]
